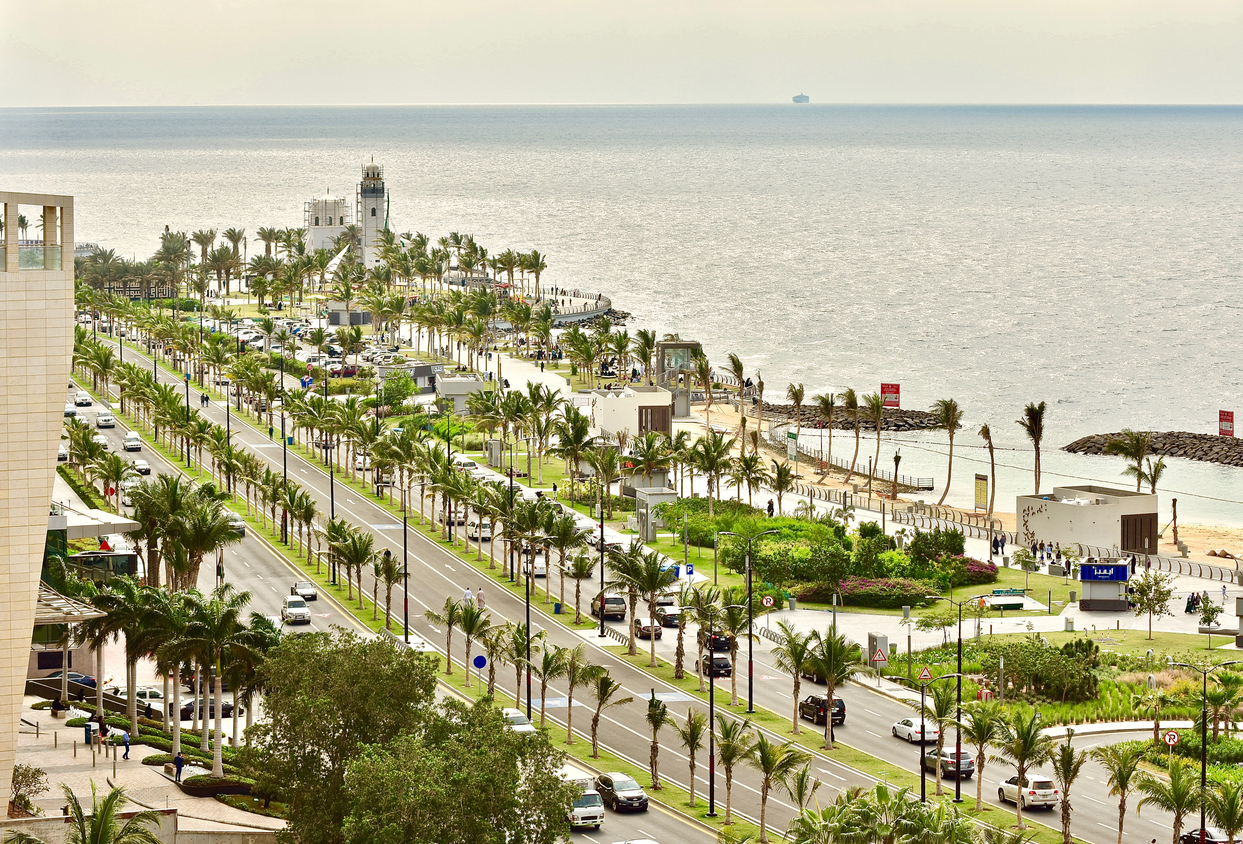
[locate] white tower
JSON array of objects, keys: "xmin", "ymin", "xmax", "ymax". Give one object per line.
[
  {"xmin": 357, "ymin": 160, "xmax": 387, "ymax": 268},
  {"xmin": 304, "ymin": 190, "xmax": 351, "ymax": 254}
]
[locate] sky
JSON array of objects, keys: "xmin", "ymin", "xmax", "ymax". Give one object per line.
[{"xmin": 2, "ymin": 0, "xmax": 1242, "ymax": 106}]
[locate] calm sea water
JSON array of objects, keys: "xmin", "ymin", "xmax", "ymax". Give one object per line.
[{"xmin": 3, "ymin": 105, "xmax": 1242, "ymax": 524}]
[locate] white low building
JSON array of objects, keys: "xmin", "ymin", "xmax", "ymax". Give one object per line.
[
  {"xmin": 1015, "ymin": 485, "xmax": 1158, "ymax": 555},
  {"xmin": 586, "ymin": 385, "xmax": 673, "ymax": 441}
]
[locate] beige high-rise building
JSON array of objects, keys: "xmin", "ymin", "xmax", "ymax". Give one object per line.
[{"xmin": 0, "ymin": 192, "xmax": 74, "ymax": 800}]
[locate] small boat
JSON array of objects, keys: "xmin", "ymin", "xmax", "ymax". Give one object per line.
[{"xmin": 792, "ymin": 94, "xmax": 809, "ymax": 104}]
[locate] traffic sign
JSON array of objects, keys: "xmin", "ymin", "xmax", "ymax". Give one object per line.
[
  {"xmin": 872, "ymin": 648, "xmax": 888, "ymax": 664},
  {"xmin": 473, "ymin": 655, "xmax": 487, "ymax": 670},
  {"xmin": 1164, "ymin": 730, "xmax": 1180, "ymax": 747},
  {"xmin": 918, "ymin": 666, "xmax": 933, "ymax": 682},
  {"xmin": 761, "ymin": 595, "xmax": 775, "ymax": 608}
]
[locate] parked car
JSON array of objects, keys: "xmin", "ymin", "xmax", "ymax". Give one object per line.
[
  {"xmin": 799, "ymin": 694, "xmax": 846, "ymax": 725},
  {"xmin": 281, "ymin": 595, "xmax": 312, "ymax": 624},
  {"xmin": 591, "ymin": 594, "xmax": 627, "ymax": 620},
  {"xmin": 655, "ymin": 605, "xmax": 685, "ymax": 627},
  {"xmin": 74, "ymin": 391, "xmax": 92, "ymax": 407},
  {"xmin": 892, "ymin": 718, "xmax": 939, "ymax": 743},
  {"xmin": 131, "ymin": 459, "xmax": 151, "ymax": 475},
  {"xmin": 594, "ymin": 772, "xmax": 649, "ymax": 812},
  {"xmin": 57, "ymin": 444, "xmax": 68, "ymax": 461},
  {"xmin": 120, "ymin": 478, "xmax": 140, "ymax": 506},
  {"xmin": 922, "ymin": 748, "xmax": 975, "ymax": 779},
  {"xmin": 999, "ymin": 776, "xmax": 1058, "ymax": 809},
  {"xmin": 177, "ymin": 699, "xmax": 237, "ymax": 721},
  {"xmin": 696, "ymin": 655, "xmax": 732, "ymax": 678},
  {"xmin": 635, "ymin": 622, "xmax": 662, "ymax": 640},
  {"xmin": 292, "ymin": 581, "xmax": 318, "ymax": 601},
  {"xmin": 123, "ymin": 432, "xmax": 142, "ymax": 451},
  {"xmin": 45, "ymin": 671, "xmax": 97, "ymax": 688},
  {"xmin": 502, "ymin": 708, "xmax": 537, "ymax": 735},
  {"xmin": 1179, "ymin": 830, "xmax": 1231, "ymax": 844},
  {"xmin": 95, "ymin": 412, "xmax": 115, "ymax": 428}
]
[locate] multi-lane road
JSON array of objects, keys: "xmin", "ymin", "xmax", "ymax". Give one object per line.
[{"xmin": 85, "ymin": 333, "xmax": 1177, "ymax": 844}]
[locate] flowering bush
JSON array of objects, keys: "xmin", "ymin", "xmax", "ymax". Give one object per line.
[
  {"xmin": 798, "ymin": 577, "xmax": 936, "ymax": 609},
  {"xmin": 954, "ymin": 556, "xmax": 999, "ymax": 587}
]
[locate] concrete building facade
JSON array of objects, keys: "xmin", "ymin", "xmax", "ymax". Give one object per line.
[
  {"xmin": 303, "ymin": 191, "xmax": 351, "ymax": 253},
  {"xmin": 587, "ymin": 385, "xmax": 674, "ymax": 441},
  {"xmin": 1016, "ymin": 485, "xmax": 1159, "ymax": 554},
  {"xmin": 0, "ymin": 191, "xmax": 74, "ymax": 801}
]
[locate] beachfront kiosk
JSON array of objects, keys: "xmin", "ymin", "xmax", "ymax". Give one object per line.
[{"xmin": 1078, "ymin": 560, "xmax": 1129, "ymax": 612}]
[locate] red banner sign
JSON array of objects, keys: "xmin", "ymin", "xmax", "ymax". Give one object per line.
[
  {"xmin": 881, "ymin": 383, "xmax": 900, "ymax": 408},
  {"xmin": 1221, "ymin": 410, "xmax": 1234, "ymax": 437}
]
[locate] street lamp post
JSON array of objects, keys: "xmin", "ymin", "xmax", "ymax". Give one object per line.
[
  {"xmin": 904, "ymin": 672, "xmax": 963, "ymax": 803},
  {"xmin": 929, "ymin": 594, "xmax": 989, "ymax": 804},
  {"xmin": 718, "ymin": 529, "xmax": 778, "ymax": 713},
  {"xmin": 704, "ymin": 603, "xmax": 745, "ymax": 819},
  {"xmin": 183, "ymin": 372, "xmax": 191, "ymax": 469},
  {"xmin": 1169, "ymin": 656, "xmax": 1241, "ymax": 844}
]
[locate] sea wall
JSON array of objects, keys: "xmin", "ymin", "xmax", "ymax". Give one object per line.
[
  {"xmin": 762, "ymin": 403, "xmax": 940, "ymax": 432},
  {"xmin": 1062, "ymin": 431, "xmax": 1243, "ymax": 467}
]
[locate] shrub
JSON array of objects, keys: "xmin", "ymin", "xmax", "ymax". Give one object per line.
[
  {"xmin": 812, "ymin": 577, "xmax": 937, "ymax": 609},
  {"xmin": 955, "ymin": 556, "xmax": 998, "ymax": 586},
  {"xmin": 908, "ymin": 528, "xmax": 966, "ymax": 568},
  {"xmin": 183, "ymin": 774, "xmax": 256, "ymax": 789}
]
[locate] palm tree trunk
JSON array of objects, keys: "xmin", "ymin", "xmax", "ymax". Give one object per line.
[
  {"xmin": 212, "ymin": 671, "xmax": 224, "ymax": 777},
  {"xmin": 938, "ymin": 434, "xmax": 955, "ymax": 506},
  {"xmin": 171, "ymin": 665, "xmax": 181, "ymax": 756}
]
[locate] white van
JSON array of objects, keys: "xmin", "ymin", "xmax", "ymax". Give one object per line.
[
  {"xmin": 123, "ymin": 432, "xmax": 142, "ymax": 452},
  {"xmin": 559, "ymin": 763, "xmax": 604, "ymax": 830},
  {"xmin": 466, "ymin": 520, "xmax": 492, "ymax": 542}
]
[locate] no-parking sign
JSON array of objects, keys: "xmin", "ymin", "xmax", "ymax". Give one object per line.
[
  {"xmin": 1164, "ymin": 730, "xmax": 1180, "ymax": 747},
  {"xmin": 761, "ymin": 595, "xmax": 775, "ymax": 608}
]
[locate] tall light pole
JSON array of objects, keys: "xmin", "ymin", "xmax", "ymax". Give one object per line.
[
  {"xmin": 704, "ymin": 602, "xmax": 745, "ymax": 819},
  {"xmin": 183, "ymin": 372, "xmax": 192, "ymax": 469},
  {"xmin": 1169, "ymin": 656, "xmax": 1240, "ymax": 844},
  {"xmin": 718, "ymin": 529, "xmax": 778, "ymax": 713},
  {"xmin": 928, "ymin": 594, "xmax": 987, "ymax": 803},
  {"xmin": 904, "ymin": 672, "xmax": 963, "ymax": 802}
]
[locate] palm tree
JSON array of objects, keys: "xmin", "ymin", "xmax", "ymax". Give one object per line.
[
  {"xmin": 771, "ymin": 460, "xmax": 795, "ymax": 515},
  {"xmin": 677, "ymin": 707, "xmax": 709, "ymax": 807},
  {"xmin": 588, "ymin": 672, "xmax": 634, "ymax": 758},
  {"xmin": 807, "ymin": 629, "xmax": 863, "ymax": 749},
  {"xmin": 631, "ymin": 547, "xmax": 679, "ymax": 667},
  {"xmin": 979, "ymin": 423, "xmax": 997, "ymax": 526},
  {"xmin": 909, "ymin": 681, "xmax": 957, "ymax": 797},
  {"xmin": 1016, "ymin": 401, "xmax": 1047, "ymax": 494},
  {"xmin": 771, "ymin": 620, "xmax": 816, "ymax": 734},
  {"xmin": 931, "ymin": 398, "xmax": 964, "ymax": 505},
  {"xmin": 813, "ymin": 392, "xmax": 836, "ymax": 474},
  {"xmin": 532, "ymin": 646, "xmax": 569, "ymax": 729},
  {"xmin": 691, "ymin": 430, "xmax": 736, "ymax": 518},
  {"xmin": 1138, "ymin": 757, "xmax": 1201, "ymax": 844},
  {"xmin": 693, "ymin": 350, "xmax": 714, "ymax": 430},
  {"xmin": 632, "ymin": 328, "xmax": 657, "ymax": 385},
  {"xmin": 746, "ymin": 733, "xmax": 812, "ymax": 843},
  {"xmin": 716, "ymin": 715, "xmax": 755, "ymax": 826},
  {"xmin": 1104, "ymin": 428, "xmax": 1153, "ymax": 492},
  {"xmin": 991, "ymin": 707, "xmax": 1055, "ymax": 829},
  {"xmin": 1049, "ymin": 730, "xmax": 1088, "ymax": 844},
  {"xmin": 562, "ymin": 646, "xmax": 600, "ymax": 745},
  {"xmin": 1207, "ymin": 784, "xmax": 1243, "ymax": 844},
  {"xmin": 959, "ymin": 700, "xmax": 1005, "ymax": 811},
  {"xmin": 645, "ymin": 693, "xmax": 673, "ymax": 789},
  {"xmin": 457, "ymin": 602, "xmax": 492, "ymax": 688},
  {"xmin": 5, "ymin": 782, "xmax": 161, "ymax": 844},
  {"xmin": 183, "ymin": 582, "xmax": 253, "ymax": 778},
  {"xmin": 862, "ymin": 392, "xmax": 885, "ymax": 493},
  {"xmin": 840, "ymin": 388, "xmax": 861, "ymax": 483},
  {"xmin": 584, "ymin": 445, "xmax": 621, "ymax": 520},
  {"xmin": 424, "ymin": 596, "xmax": 464, "ymax": 675},
  {"xmin": 1090, "ymin": 742, "xmax": 1145, "ymax": 844},
  {"xmin": 566, "ymin": 554, "xmax": 597, "ymax": 624},
  {"xmin": 787, "ymin": 382, "xmax": 805, "ymax": 452},
  {"xmin": 727, "ymin": 353, "xmax": 748, "ymax": 433}
]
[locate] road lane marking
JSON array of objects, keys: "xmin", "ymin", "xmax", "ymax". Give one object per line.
[{"xmin": 818, "ymin": 767, "xmax": 846, "ymax": 781}]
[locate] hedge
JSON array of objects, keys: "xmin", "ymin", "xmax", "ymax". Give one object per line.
[{"xmin": 800, "ymin": 577, "xmax": 937, "ymax": 609}]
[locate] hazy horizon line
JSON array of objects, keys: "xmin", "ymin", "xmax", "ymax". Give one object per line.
[{"xmin": 3, "ymin": 101, "xmax": 1243, "ymax": 110}]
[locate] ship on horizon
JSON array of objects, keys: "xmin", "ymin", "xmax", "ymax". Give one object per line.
[{"xmin": 792, "ymin": 93, "xmax": 809, "ymax": 103}]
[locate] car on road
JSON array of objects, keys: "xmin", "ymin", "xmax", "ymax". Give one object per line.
[
  {"xmin": 922, "ymin": 748, "xmax": 975, "ymax": 779},
  {"xmin": 591, "ymin": 594, "xmax": 627, "ymax": 621},
  {"xmin": 799, "ymin": 694, "xmax": 846, "ymax": 725},
  {"xmin": 292, "ymin": 581, "xmax": 318, "ymax": 601},
  {"xmin": 707, "ymin": 631, "xmax": 731, "ymax": 652},
  {"xmin": 281, "ymin": 595, "xmax": 312, "ymax": 624},
  {"xmin": 466, "ymin": 520, "xmax": 492, "ymax": 541},
  {"xmin": 354, "ymin": 453, "xmax": 371, "ymax": 471},
  {"xmin": 696, "ymin": 654, "xmax": 732, "ymax": 678},
  {"xmin": 64, "ymin": 403, "xmax": 77, "ymax": 418},
  {"xmin": 120, "ymin": 478, "xmax": 140, "ymax": 506},
  {"xmin": 654, "ymin": 605, "xmax": 685, "ymax": 627},
  {"xmin": 95, "ymin": 412, "xmax": 115, "ymax": 428},
  {"xmin": 594, "ymin": 772, "xmax": 648, "ymax": 812},
  {"xmin": 228, "ymin": 516, "xmax": 246, "ymax": 536},
  {"xmin": 1179, "ymin": 829, "xmax": 1230, "ymax": 844},
  {"xmin": 502, "ymin": 708, "xmax": 537, "ymax": 735},
  {"xmin": 635, "ymin": 622, "xmax": 662, "ymax": 640},
  {"xmin": 131, "ymin": 459, "xmax": 151, "ymax": 475},
  {"xmin": 45, "ymin": 671, "xmax": 97, "ymax": 688},
  {"xmin": 999, "ymin": 776, "xmax": 1058, "ymax": 809},
  {"xmin": 74, "ymin": 391, "xmax": 92, "ymax": 407},
  {"xmin": 892, "ymin": 718, "xmax": 939, "ymax": 743},
  {"xmin": 123, "ymin": 432, "xmax": 142, "ymax": 451},
  {"xmin": 92, "ymin": 433, "xmax": 110, "ymax": 451},
  {"xmin": 177, "ymin": 699, "xmax": 238, "ymax": 721},
  {"xmin": 57, "ymin": 444, "xmax": 68, "ymax": 462}
]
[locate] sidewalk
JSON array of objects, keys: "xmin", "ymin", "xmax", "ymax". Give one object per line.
[{"xmin": 16, "ymin": 697, "xmax": 283, "ymax": 831}]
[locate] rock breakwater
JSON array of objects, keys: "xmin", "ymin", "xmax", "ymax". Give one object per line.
[
  {"xmin": 1062, "ymin": 431, "xmax": 1243, "ymax": 467},
  {"xmin": 765, "ymin": 403, "xmax": 940, "ymax": 433}
]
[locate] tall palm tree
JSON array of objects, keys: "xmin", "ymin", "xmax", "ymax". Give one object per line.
[
  {"xmin": 861, "ymin": 392, "xmax": 885, "ymax": 493},
  {"xmin": 716, "ymin": 715, "xmax": 754, "ymax": 826},
  {"xmin": 814, "ymin": 392, "xmax": 836, "ymax": 473},
  {"xmin": 457, "ymin": 603, "xmax": 492, "ymax": 688},
  {"xmin": 990, "ymin": 707, "xmax": 1055, "ymax": 829},
  {"xmin": 584, "ymin": 445, "xmax": 621, "ymax": 520},
  {"xmin": 589, "ymin": 673, "xmax": 634, "ymax": 759},
  {"xmin": 693, "ymin": 351, "xmax": 714, "ymax": 430},
  {"xmin": 531, "ymin": 646, "xmax": 569, "ymax": 729},
  {"xmin": 1017, "ymin": 401, "xmax": 1047, "ymax": 494},
  {"xmin": 840, "ymin": 388, "xmax": 861, "ymax": 483},
  {"xmin": 676, "ymin": 707, "xmax": 709, "ymax": 807},
  {"xmin": 1138, "ymin": 757, "xmax": 1201, "ymax": 844},
  {"xmin": 691, "ymin": 430, "xmax": 736, "ymax": 518},
  {"xmin": 645, "ymin": 693, "xmax": 673, "ymax": 789},
  {"xmin": 746, "ymin": 733, "xmax": 813, "ymax": 843},
  {"xmin": 183, "ymin": 582, "xmax": 253, "ymax": 778},
  {"xmin": 1207, "ymin": 784, "xmax": 1243, "ymax": 844},
  {"xmin": 807, "ymin": 629, "xmax": 863, "ymax": 749},
  {"xmin": 771, "ymin": 620, "xmax": 817, "ymax": 735},
  {"xmin": 979, "ymin": 423, "xmax": 997, "ymax": 525},
  {"xmin": 931, "ymin": 398, "xmax": 964, "ymax": 505},
  {"xmin": 770, "ymin": 460, "xmax": 795, "ymax": 515},
  {"xmin": 786, "ymin": 382, "xmax": 805, "ymax": 455},
  {"xmin": 1090, "ymin": 742, "xmax": 1145, "ymax": 844},
  {"xmin": 1104, "ymin": 428, "xmax": 1155, "ymax": 492},
  {"xmin": 908, "ymin": 681, "xmax": 957, "ymax": 797},
  {"xmin": 562, "ymin": 646, "xmax": 600, "ymax": 745},
  {"xmin": 424, "ymin": 596, "xmax": 464, "ymax": 675},
  {"xmin": 1049, "ymin": 730, "xmax": 1088, "ymax": 844},
  {"xmin": 566, "ymin": 553, "xmax": 597, "ymax": 625},
  {"xmin": 958, "ymin": 700, "xmax": 1005, "ymax": 811},
  {"xmin": 5, "ymin": 782, "xmax": 161, "ymax": 844}
]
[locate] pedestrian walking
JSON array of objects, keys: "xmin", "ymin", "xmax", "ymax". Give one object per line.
[
  {"xmin": 463, "ymin": 587, "xmax": 473, "ymax": 605},
  {"xmin": 174, "ymin": 751, "xmax": 185, "ymax": 782},
  {"xmin": 268, "ymin": 425, "xmax": 274, "ymax": 440},
  {"xmin": 1224, "ymin": 585, "xmax": 1229, "ymax": 604},
  {"xmin": 766, "ymin": 499, "xmax": 775, "ymax": 518},
  {"xmin": 476, "ymin": 588, "xmax": 485, "ymax": 611},
  {"xmin": 120, "ymin": 730, "xmax": 130, "ymax": 759}
]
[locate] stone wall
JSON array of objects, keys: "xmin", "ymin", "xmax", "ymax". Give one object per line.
[
  {"xmin": 1062, "ymin": 431, "xmax": 1243, "ymax": 467},
  {"xmin": 762, "ymin": 402, "xmax": 940, "ymax": 432}
]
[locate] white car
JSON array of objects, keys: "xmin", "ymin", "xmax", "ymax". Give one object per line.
[
  {"xmin": 123, "ymin": 432, "xmax": 142, "ymax": 452},
  {"xmin": 74, "ymin": 391, "xmax": 92, "ymax": 407},
  {"xmin": 466, "ymin": 520, "xmax": 492, "ymax": 541},
  {"xmin": 892, "ymin": 718, "xmax": 939, "ymax": 743},
  {"xmin": 92, "ymin": 433, "xmax": 110, "ymax": 451},
  {"xmin": 355, "ymin": 454, "xmax": 371, "ymax": 471},
  {"xmin": 120, "ymin": 478, "xmax": 141, "ymax": 506},
  {"xmin": 131, "ymin": 459, "xmax": 151, "ymax": 475},
  {"xmin": 502, "ymin": 708, "xmax": 537, "ymax": 735},
  {"xmin": 999, "ymin": 776, "xmax": 1059, "ymax": 809},
  {"xmin": 57, "ymin": 444, "xmax": 68, "ymax": 462},
  {"xmin": 281, "ymin": 595, "xmax": 312, "ymax": 625},
  {"xmin": 95, "ymin": 412, "xmax": 115, "ymax": 428}
]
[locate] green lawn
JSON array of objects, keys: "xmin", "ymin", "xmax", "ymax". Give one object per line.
[{"xmin": 989, "ymin": 628, "xmax": 1224, "ymax": 658}]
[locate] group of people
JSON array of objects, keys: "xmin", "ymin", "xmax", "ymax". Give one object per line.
[
  {"xmin": 990, "ymin": 535, "xmax": 1008, "ymax": 556},
  {"xmin": 462, "ymin": 587, "xmax": 486, "ymax": 611},
  {"xmin": 1031, "ymin": 540, "xmax": 1063, "ymax": 563},
  {"xmin": 1185, "ymin": 588, "xmax": 1228, "ymax": 614}
]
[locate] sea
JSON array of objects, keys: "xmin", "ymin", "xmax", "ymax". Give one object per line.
[{"xmin": 2, "ymin": 105, "xmax": 1241, "ymax": 526}]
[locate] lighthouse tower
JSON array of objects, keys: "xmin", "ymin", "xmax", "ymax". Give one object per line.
[
  {"xmin": 303, "ymin": 190, "xmax": 351, "ymax": 254},
  {"xmin": 357, "ymin": 160, "xmax": 387, "ymax": 268}
]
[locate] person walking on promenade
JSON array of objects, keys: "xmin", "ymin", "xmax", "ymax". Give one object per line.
[
  {"xmin": 476, "ymin": 588, "xmax": 485, "ymax": 611},
  {"xmin": 174, "ymin": 751, "xmax": 185, "ymax": 782},
  {"xmin": 998, "ymin": 534, "xmax": 1005, "ymax": 555},
  {"xmin": 463, "ymin": 587, "xmax": 473, "ymax": 605},
  {"xmin": 119, "ymin": 730, "xmax": 130, "ymax": 760},
  {"xmin": 767, "ymin": 499, "xmax": 775, "ymax": 518}
]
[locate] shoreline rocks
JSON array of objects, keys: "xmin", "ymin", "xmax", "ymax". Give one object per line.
[
  {"xmin": 764, "ymin": 402, "xmax": 940, "ymax": 433},
  {"xmin": 1062, "ymin": 431, "xmax": 1243, "ymax": 468}
]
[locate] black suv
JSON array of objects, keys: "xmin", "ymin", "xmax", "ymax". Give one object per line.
[
  {"xmin": 696, "ymin": 654, "xmax": 732, "ymax": 678},
  {"xmin": 799, "ymin": 694, "xmax": 846, "ymax": 725},
  {"xmin": 707, "ymin": 632, "xmax": 731, "ymax": 652},
  {"xmin": 594, "ymin": 772, "xmax": 649, "ymax": 812}
]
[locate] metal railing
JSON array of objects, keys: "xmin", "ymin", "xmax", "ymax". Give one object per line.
[
  {"xmin": 1069, "ymin": 543, "xmax": 1243, "ymax": 585},
  {"xmin": 766, "ymin": 424, "xmax": 935, "ymax": 490}
]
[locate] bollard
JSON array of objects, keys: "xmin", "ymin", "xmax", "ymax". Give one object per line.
[
  {"xmin": 35, "ymin": 722, "xmax": 39, "ymax": 738},
  {"xmin": 113, "ymin": 755, "xmax": 116, "ymax": 777},
  {"xmin": 73, "ymin": 739, "xmax": 76, "ymax": 758},
  {"xmin": 54, "ymin": 732, "xmax": 57, "ymax": 748},
  {"xmin": 91, "ymin": 746, "xmax": 95, "ymax": 768}
]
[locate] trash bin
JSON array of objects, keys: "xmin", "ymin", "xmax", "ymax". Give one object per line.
[
  {"xmin": 287, "ymin": 436, "xmax": 294, "ymax": 445},
  {"xmin": 84, "ymin": 722, "xmax": 95, "ymax": 746},
  {"xmin": 553, "ymin": 602, "xmax": 562, "ymax": 615},
  {"xmin": 1069, "ymin": 591, "xmax": 1077, "ymax": 603},
  {"xmin": 788, "ymin": 597, "xmax": 797, "ymax": 611},
  {"xmin": 1064, "ymin": 618, "xmax": 1074, "ymax": 632}
]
